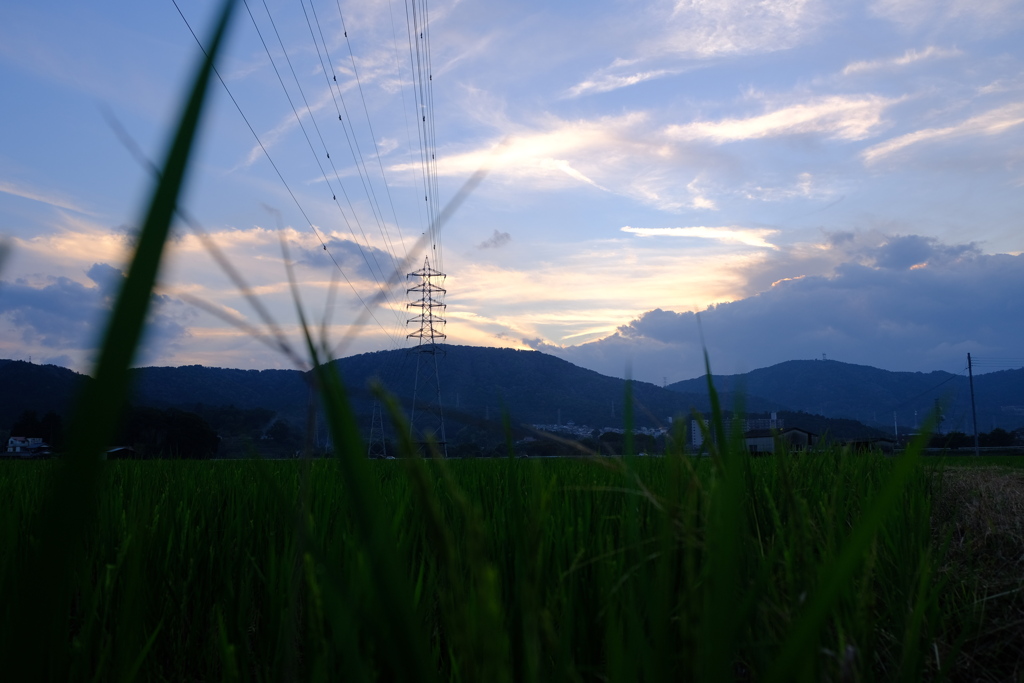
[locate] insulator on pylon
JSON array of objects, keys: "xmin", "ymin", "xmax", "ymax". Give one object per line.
[{"xmin": 405, "ymin": 255, "xmax": 448, "ymax": 456}]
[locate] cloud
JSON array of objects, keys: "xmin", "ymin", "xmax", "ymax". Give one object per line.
[
  {"xmin": 295, "ymin": 235, "xmax": 401, "ymax": 283},
  {"xmin": 0, "ymin": 179, "xmax": 96, "ymax": 216},
  {"xmin": 621, "ymin": 226, "xmax": 779, "ymax": 249},
  {"xmin": 743, "ymin": 172, "xmax": 833, "ymax": 202},
  {"xmin": 421, "ymin": 112, "xmax": 651, "ymax": 181},
  {"xmin": 564, "ymin": 0, "xmax": 826, "ymax": 97},
  {"xmin": 541, "ymin": 234, "xmax": 1017, "ymax": 383},
  {"xmin": 869, "ymin": 0, "xmax": 1024, "ymax": 33},
  {"xmin": 666, "ymin": 95, "xmax": 895, "ymax": 143},
  {"xmin": 566, "ymin": 69, "xmax": 680, "ymax": 98},
  {"xmin": 0, "ymin": 263, "xmax": 189, "ymax": 367},
  {"xmin": 867, "ymin": 234, "xmax": 979, "ymax": 269},
  {"xmin": 237, "ymin": 88, "xmax": 337, "ymax": 169},
  {"xmin": 664, "ymin": 0, "xmax": 824, "ymax": 56},
  {"xmin": 477, "ymin": 230, "xmax": 511, "ymax": 249},
  {"xmin": 842, "ymin": 46, "xmax": 963, "ymax": 76},
  {"xmin": 413, "ymin": 112, "xmax": 707, "ymax": 209},
  {"xmin": 862, "ymin": 102, "xmax": 1024, "ymax": 163}
]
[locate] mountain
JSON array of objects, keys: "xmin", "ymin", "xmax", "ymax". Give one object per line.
[
  {"xmin": 0, "ymin": 359, "xmax": 84, "ymax": 426},
  {"xmin": 126, "ymin": 345, "xmax": 764, "ymax": 436},
  {"xmin": 5, "ymin": 352, "xmax": 1018, "ymax": 446},
  {"xmin": 666, "ymin": 359, "xmax": 1024, "ymax": 432},
  {"xmin": 1, "ymin": 348, "xmax": 757, "ymax": 443}
]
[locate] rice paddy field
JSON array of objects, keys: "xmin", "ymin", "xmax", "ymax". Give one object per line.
[
  {"xmin": 3, "ymin": 3, "xmax": 1021, "ymax": 679},
  {"xmin": 2, "ymin": 449, "xmax": 1023, "ymax": 681}
]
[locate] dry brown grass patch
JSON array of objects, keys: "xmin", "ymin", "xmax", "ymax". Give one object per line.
[{"xmin": 934, "ymin": 466, "xmax": 1024, "ymax": 680}]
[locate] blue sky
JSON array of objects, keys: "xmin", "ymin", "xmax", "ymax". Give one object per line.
[{"xmin": 1, "ymin": 0, "xmax": 1023, "ymax": 383}]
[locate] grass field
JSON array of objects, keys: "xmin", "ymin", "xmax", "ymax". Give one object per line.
[{"xmin": 4, "ymin": 451, "xmax": 1023, "ymax": 681}]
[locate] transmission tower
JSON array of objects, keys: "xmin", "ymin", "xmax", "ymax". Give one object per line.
[
  {"xmin": 366, "ymin": 400, "xmax": 387, "ymax": 458},
  {"xmin": 407, "ymin": 256, "xmax": 447, "ymax": 456}
]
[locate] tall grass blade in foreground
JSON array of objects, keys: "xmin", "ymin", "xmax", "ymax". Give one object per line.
[{"xmin": 2, "ymin": 1, "xmax": 236, "ymax": 678}]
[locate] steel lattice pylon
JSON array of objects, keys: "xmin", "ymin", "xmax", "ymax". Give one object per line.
[
  {"xmin": 366, "ymin": 400, "xmax": 387, "ymax": 458},
  {"xmin": 406, "ymin": 256, "xmax": 447, "ymax": 456}
]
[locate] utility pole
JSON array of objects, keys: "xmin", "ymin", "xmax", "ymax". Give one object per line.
[
  {"xmin": 407, "ymin": 256, "xmax": 448, "ymax": 456},
  {"xmin": 968, "ymin": 353, "xmax": 980, "ymax": 457}
]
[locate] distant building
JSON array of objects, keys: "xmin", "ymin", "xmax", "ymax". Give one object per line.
[
  {"xmin": 692, "ymin": 412, "xmax": 784, "ymax": 450},
  {"xmin": 744, "ymin": 427, "xmax": 817, "ymax": 455},
  {"xmin": 844, "ymin": 437, "xmax": 896, "ymax": 454},
  {"xmin": 5, "ymin": 436, "xmax": 50, "ymax": 457}
]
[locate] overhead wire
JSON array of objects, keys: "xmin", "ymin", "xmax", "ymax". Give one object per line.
[
  {"xmin": 330, "ymin": 1, "xmax": 410, "ymax": 263},
  {"xmin": 386, "ymin": 0, "xmax": 429, "ymax": 253},
  {"xmin": 299, "ymin": 0, "xmax": 414, "ymax": 360},
  {"xmin": 301, "ymin": 0, "xmax": 407, "ymax": 276},
  {"xmin": 243, "ymin": 0, "xmax": 407, "ymax": 323},
  {"xmin": 404, "ymin": 0, "xmax": 440, "ymax": 270},
  {"xmin": 969, "ymin": 357, "xmax": 1024, "ymax": 370},
  {"xmin": 420, "ymin": 0, "xmax": 443, "ymax": 272},
  {"xmin": 890, "ymin": 365, "xmax": 967, "ymax": 411},
  {"xmin": 170, "ymin": 0, "xmax": 401, "ymax": 346}
]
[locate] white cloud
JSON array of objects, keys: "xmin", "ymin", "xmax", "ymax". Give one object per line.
[
  {"xmin": 862, "ymin": 102, "xmax": 1024, "ymax": 163},
  {"xmin": 842, "ymin": 46, "xmax": 963, "ymax": 76},
  {"xmin": 566, "ymin": 69, "xmax": 680, "ymax": 98},
  {"xmin": 664, "ymin": 0, "xmax": 825, "ymax": 58},
  {"xmin": 563, "ymin": 0, "xmax": 826, "ymax": 97},
  {"xmin": 666, "ymin": 95, "xmax": 895, "ymax": 143},
  {"xmin": 0, "ymin": 179, "xmax": 96, "ymax": 216},
  {"xmin": 743, "ymin": 172, "xmax": 832, "ymax": 201},
  {"xmin": 621, "ymin": 226, "xmax": 779, "ymax": 249},
  {"xmin": 421, "ymin": 113, "xmax": 650, "ymax": 181},
  {"xmin": 869, "ymin": 0, "xmax": 1024, "ymax": 33}
]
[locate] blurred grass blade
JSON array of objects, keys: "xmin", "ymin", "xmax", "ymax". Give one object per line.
[
  {"xmin": 69, "ymin": 0, "xmax": 236, "ymax": 461},
  {"xmin": 5, "ymin": 2, "xmax": 236, "ymax": 678}
]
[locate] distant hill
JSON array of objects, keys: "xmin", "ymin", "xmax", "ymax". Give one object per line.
[
  {"xmin": 0, "ymin": 360, "xmax": 84, "ymax": 426},
  {"xmin": 324, "ymin": 345, "xmax": 728, "ymax": 430},
  {"xmin": 7, "ymin": 349, "xmax": 980, "ymax": 446},
  {"xmin": 666, "ymin": 359, "xmax": 1024, "ymax": 432},
  {"xmin": 1, "ymin": 347, "xmax": 757, "ymax": 442}
]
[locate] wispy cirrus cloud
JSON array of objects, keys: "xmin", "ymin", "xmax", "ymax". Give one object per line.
[
  {"xmin": 842, "ymin": 46, "xmax": 963, "ymax": 75},
  {"xmin": 566, "ymin": 69, "xmax": 680, "ymax": 98},
  {"xmin": 407, "ymin": 112, "xmax": 653, "ymax": 190},
  {"xmin": 566, "ymin": 0, "xmax": 826, "ymax": 97},
  {"xmin": 621, "ymin": 225, "xmax": 779, "ymax": 249},
  {"xmin": 666, "ymin": 95, "xmax": 896, "ymax": 143},
  {"xmin": 0, "ymin": 179, "xmax": 96, "ymax": 216},
  {"xmin": 862, "ymin": 102, "xmax": 1024, "ymax": 163},
  {"xmin": 869, "ymin": 0, "xmax": 1024, "ymax": 33}
]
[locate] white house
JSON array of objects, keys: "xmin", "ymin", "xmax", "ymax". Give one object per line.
[{"xmin": 5, "ymin": 436, "xmax": 50, "ymax": 456}]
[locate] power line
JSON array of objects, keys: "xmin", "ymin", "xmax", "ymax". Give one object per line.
[
  {"xmin": 170, "ymin": 0, "xmax": 401, "ymax": 346},
  {"xmin": 301, "ymin": 0, "xmax": 406, "ymax": 276},
  {"xmin": 331, "ymin": 0, "xmax": 411, "ymax": 263},
  {"xmin": 243, "ymin": 0, "xmax": 406, "ymax": 321},
  {"xmin": 890, "ymin": 366, "xmax": 967, "ymax": 411},
  {"xmin": 968, "ymin": 357, "xmax": 1024, "ymax": 370}
]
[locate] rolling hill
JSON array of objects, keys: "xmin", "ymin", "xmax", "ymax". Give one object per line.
[{"xmin": 666, "ymin": 359, "xmax": 1024, "ymax": 432}]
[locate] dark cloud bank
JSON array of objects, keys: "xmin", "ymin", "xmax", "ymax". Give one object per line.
[
  {"xmin": 532, "ymin": 235, "xmax": 1024, "ymax": 382},
  {"xmin": 0, "ymin": 263, "xmax": 188, "ymax": 368}
]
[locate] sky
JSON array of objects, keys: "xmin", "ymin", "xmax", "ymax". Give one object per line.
[{"xmin": 1, "ymin": 0, "xmax": 1023, "ymax": 384}]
